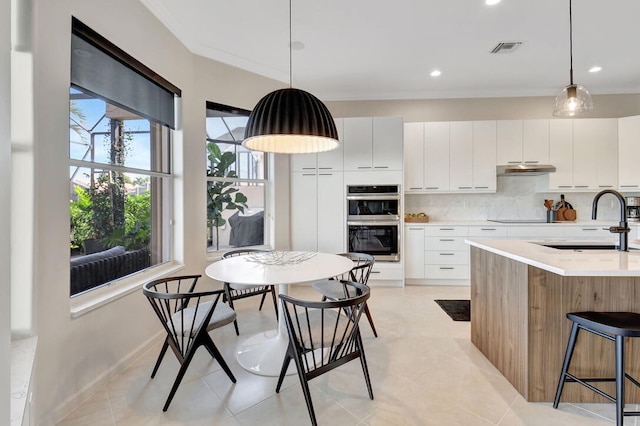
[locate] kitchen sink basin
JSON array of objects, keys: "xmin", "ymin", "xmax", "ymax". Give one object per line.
[{"xmin": 537, "ymin": 242, "xmax": 636, "ymax": 251}]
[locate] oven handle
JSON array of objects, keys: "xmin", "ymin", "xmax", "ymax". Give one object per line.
[
  {"xmin": 347, "ymin": 220, "xmax": 400, "ymax": 227},
  {"xmin": 346, "ymin": 194, "xmax": 400, "ymax": 201}
]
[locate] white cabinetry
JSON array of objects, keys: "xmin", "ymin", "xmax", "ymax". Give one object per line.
[
  {"xmin": 472, "ymin": 121, "xmax": 497, "ymax": 191},
  {"xmin": 449, "ymin": 122, "xmax": 473, "ymax": 191},
  {"xmin": 290, "ymin": 171, "xmax": 344, "ymax": 253},
  {"xmin": 549, "ymin": 119, "xmax": 574, "ymax": 190},
  {"xmin": 549, "ymin": 119, "xmax": 618, "ymax": 191},
  {"xmin": 618, "ymin": 115, "xmax": 640, "ymax": 191},
  {"xmin": 423, "ymin": 226, "xmax": 469, "ymax": 282},
  {"xmin": 425, "ymin": 122, "xmax": 450, "ymax": 191},
  {"xmin": 291, "ymin": 118, "xmax": 344, "ymax": 172},
  {"xmin": 497, "ymin": 120, "xmax": 549, "ymax": 165},
  {"xmin": 404, "ymin": 226, "xmax": 425, "ymax": 279},
  {"xmin": 404, "ymin": 121, "xmax": 495, "ymax": 193},
  {"xmin": 344, "ymin": 117, "xmax": 402, "ymax": 171}
]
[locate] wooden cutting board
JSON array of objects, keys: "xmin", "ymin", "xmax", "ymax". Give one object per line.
[{"xmin": 563, "ymin": 208, "xmax": 577, "ymax": 221}]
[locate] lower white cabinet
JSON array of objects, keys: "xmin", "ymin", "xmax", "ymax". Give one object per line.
[{"xmin": 405, "ymin": 222, "xmax": 620, "ymax": 285}]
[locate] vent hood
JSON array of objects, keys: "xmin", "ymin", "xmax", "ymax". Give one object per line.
[{"xmin": 497, "ymin": 164, "xmax": 557, "ymax": 176}]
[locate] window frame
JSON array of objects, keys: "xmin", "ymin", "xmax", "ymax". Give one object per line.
[
  {"xmin": 69, "ymin": 19, "xmax": 181, "ymax": 314},
  {"xmin": 205, "ymin": 102, "xmax": 270, "ymax": 254}
]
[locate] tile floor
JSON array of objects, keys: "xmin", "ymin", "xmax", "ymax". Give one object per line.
[{"xmin": 58, "ymin": 285, "xmax": 634, "ymax": 425}]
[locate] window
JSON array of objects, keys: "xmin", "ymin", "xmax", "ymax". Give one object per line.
[
  {"xmin": 69, "ymin": 18, "xmax": 180, "ymax": 296},
  {"xmin": 206, "ymin": 102, "xmax": 268, "ymax": 252}
]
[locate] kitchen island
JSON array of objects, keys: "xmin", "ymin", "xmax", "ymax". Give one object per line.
[{"xmin": 467, "ymin": 238, "xmax": 640, "ymax": 403}]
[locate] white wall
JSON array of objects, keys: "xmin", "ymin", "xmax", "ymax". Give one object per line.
[
  {"xmin": 1, "ymin": 0, "xmax": 11, "ymax": 422},
  {"xmin": 28, "ymin": 0, "xmax": 280, "ymax": 422}
]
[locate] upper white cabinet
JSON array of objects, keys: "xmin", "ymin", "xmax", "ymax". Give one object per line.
[
  {"xmin": 403, "ymin": 121, "xmax": 450, "ymax": 192},
  {"xmin": 404, "ymin": 121, "xmax": 495, "ymax": 193},
  {"xmin": 548, "ymin": 119, "xmax": 574, "ymax": 190},
  {"xmin": 425, "ymin": 122, "xmax": 450, "ymax": 191},
  {"xmin": 549, "ymin": 118, "xmax": 617, "ymax": 191},
  {"xmin": 291, "ymin": 118, "xmax": 344, "ymax": 172},
  {"xmin": 343, "ymin": 117, "xmax": 403, "ymax": 171},
  {"xmin": 497, "ymin": 120, "xmax": 549, "ymax": 165},
  {"xmin": 496, "ymin": 120, "xmax": 523, "ymax": 165},
  {"xmin": 618, "ymin": 115, "xmax": 640, "ymax": 191},
  {"xmin": 449, "ymin": 121, "xmax": 473, "ymax": 191},
  {"xmin": 472, "ymin": 121, "xmax": 497, "ymax": 191}
]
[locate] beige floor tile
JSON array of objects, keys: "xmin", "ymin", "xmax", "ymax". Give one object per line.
[{"xmin": 58, "ymin": 285, "xmax": 633, "ymax": 426}]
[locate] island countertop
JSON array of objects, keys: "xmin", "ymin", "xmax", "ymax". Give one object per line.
[{"xmin": 466, "ymin": 238, "xmax": 640, "ymax": 276}]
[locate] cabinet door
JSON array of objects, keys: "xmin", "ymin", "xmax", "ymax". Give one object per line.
[
  {"xmin": 618, "ymin": 115, "xmax": 640, "ymax": 190},
  {"xmin": 549, "ymin": 119, "xmax": 574, "ymax": 190},
  {"xmin": 449, "ymin": 121, "xmax": 473, "ymax": 191},
  {"xmin": 593, "ymin": 119, "xmax": 618, "ymax": 190},
  {"xmin": 523, "ymin": 120, "xmax": 550, "ymax": 164},
  {"xmin": 572, "ymin": 119, "xmax": 598, "ymax": 189},
  {"xmin": 424, "ymin": 122, "xmax": 449, "ymax": 191},
  {"xmin": 404, "ymin": 122, "xmax": 425, "ymax": 191},
  {"xmin": 343, "ymin": 117, "xmax": 373, "ymax": 171},
  {"xmin": 404, "ymin": 226, "xmax": 425, "ymax": 279},
  {"xmin": 373, "ymin": 116, "xmax": 403, "ymax": 170},
  {"xmin": 317, "ymin": 172, "xmax": 344, "ymax": 253},
  {"xmin": 496, "ymin": 120, "xmax": 523, "ymax": 165},
  {"xmin": 472, "ymin": 121, "xmax": 497, "ymax": 191},
  {"xmin": 290, "ymin": 153, "xmax": 317, "ymax": 172},
  {"xmin": 317, "ymin": 118, "xmax": 344, "ymax": 171},
  {"xmin": 290, "ymin": 172, "xmax": 318, "ymax": 251}
]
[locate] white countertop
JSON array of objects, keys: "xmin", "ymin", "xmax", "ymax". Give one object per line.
[
  {"xmin": 466, "ymin": 239, "xmax": 640, "ymax": 276},
  {"xmin": 405, "ymin": 220, "xmax": 635, "ymax": 226}
]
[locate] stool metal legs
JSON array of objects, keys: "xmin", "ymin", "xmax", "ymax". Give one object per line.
[{"xmin": 554, "ymin": 323, "xmax": 635, "ymax": 426}]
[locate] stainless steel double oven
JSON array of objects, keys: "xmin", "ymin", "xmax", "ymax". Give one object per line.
[{"xmin": 346, "ymin": 185, "xmax": 401, "ymax": 262}]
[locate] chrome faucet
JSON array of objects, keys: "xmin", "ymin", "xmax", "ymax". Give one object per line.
[{"xmin": 592, "ymin": 189, "xmax": 630, "ymax": 252}]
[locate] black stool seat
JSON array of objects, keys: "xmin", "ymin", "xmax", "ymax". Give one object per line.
[
  {"xmin": 554, "ymin": 311, "xmax": 640, "ymax": 426},
  {"xmin": 567, "ymin": 312, "xmax": 640, "ymax": 337}
]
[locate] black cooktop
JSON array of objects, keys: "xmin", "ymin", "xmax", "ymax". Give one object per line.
[{"xmin": 487, "ymin": 219, "xmax": 549, "ymax": 224}]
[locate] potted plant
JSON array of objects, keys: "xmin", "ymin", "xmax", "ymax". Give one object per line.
[{"xmin": 206, "ymin": 142, "xmax": 247, "ymax": 251}]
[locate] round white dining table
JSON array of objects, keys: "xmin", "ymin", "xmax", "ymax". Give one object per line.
[{"xmin": 205, "ymin": 251, "xmax": 353, "ymax": 376}]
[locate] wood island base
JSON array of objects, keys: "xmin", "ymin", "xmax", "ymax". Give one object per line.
[{"xmin": 470, "ymin": 246, "xmax": 640, "ymax": 403}]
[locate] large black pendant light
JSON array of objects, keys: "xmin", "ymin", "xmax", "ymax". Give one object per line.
[
  {"xmin": 552, "ymin": 0, "xmax": 593, "ymax": 117},
  {"xmin": 242, "ymin": 0, "xmax": 339, "ymax": 154}
]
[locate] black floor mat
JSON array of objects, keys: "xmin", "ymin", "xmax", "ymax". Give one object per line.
[{"xmin": 435, "ymin": 299, "xmax": 470, "ymax": 321}]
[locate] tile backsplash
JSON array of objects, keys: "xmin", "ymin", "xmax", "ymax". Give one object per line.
[{"xmin": 404, "ymin": 176, "xmax": 632, "ymax": 222}]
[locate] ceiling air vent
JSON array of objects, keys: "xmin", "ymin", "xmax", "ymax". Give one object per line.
[{"xmin": 491, "ymin": 41, "xmax": 523, "ymax": 54}]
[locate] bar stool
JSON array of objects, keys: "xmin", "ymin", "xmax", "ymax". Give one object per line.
[{"xmin": 553, "ymin": 311, "xmax": 640, "ymax": 426}]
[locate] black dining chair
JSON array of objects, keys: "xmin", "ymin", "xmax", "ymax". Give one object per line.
[
  {"xmin": 222, "ymin": 248, "xmax": 278, "ymax": 335},
  {"xmin": 143, "ymin": 275, "xmax": 237, "ymax": 411},
  {"xmin": 312, "ymin": 252, "xmax": 378, "ymax": 337},
  {"xmin": 276, "ymin": 280, "xmax": 373, "ymax": 426}
]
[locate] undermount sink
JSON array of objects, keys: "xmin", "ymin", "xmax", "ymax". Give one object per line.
[{"xmin": 537, "ymin": 242, "xmax": 636, "ymax": 251}]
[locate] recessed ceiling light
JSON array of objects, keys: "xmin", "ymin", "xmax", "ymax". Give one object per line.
[
  {"xmin": 485, "ymin": 0, "xmax": 501, "ymax": 5},
  {"xmin": 430, "ymin": 70, "xmax": 441, "ymax": 77},
  {"xmin": 588, "ymin": 66, "xmax": 602, "ymax": 73}
]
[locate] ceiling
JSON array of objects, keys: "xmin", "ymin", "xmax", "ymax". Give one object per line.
[{"xmin": 141, "ymin": 0, "xmax": 640, "ymax": 101}]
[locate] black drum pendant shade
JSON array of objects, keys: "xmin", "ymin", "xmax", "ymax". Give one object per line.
[{"xmin": 242, "ymin": 88, "xmax": 339, "ymax": 154}]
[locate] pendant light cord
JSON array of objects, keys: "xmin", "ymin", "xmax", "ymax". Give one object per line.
[
  {"xmin": 289, "ymin": 0, "xmax": 293, "ymax": 88},
  {"xmin": 569, "ymin": 0, "xmax": 574, "ymax": 85}
]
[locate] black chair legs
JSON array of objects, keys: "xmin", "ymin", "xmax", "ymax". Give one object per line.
[{"xmin": 553, "ymin": 312, "xmax": 640, "ymax": 426}]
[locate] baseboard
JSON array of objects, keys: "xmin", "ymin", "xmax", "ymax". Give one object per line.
[{"xmin": 48, "ymin": 331, "xmax": 163, "ymax": 424}]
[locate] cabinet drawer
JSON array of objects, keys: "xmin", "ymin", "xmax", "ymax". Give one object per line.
[
  {"xmin": 425, "ymin": 250, "xmax": 468, "ymax": 265},
  {"xmin": 468, "ymin": 226, "xmax": 508, "ymax": 238},
  {"xmin": 424, "ymin": 226, "xmax": 468, "ymax": 237},
  {"xmin": 369, "ymin": 264, "xmax": 403, "ymax": 281},
  {"xmin": 425, "ymin": 265, "xmax": 469, "ymax": 280},
  {"xmin": 507, "ymin": 225, "xmax": 560, "ymax": 239},
  {"xmin": 425, "ymin": 236, "xmax": 469, "ymax": 251},
  {"xmin": 563, "ymin": 226, "xmax": 614, "ymax": 239}
]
